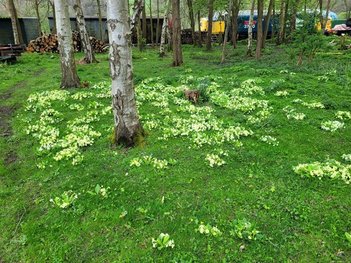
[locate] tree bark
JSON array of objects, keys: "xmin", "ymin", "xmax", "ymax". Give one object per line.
[
  {"xmin": 282, "ymin": 0, "xmax": 289, "ymax": 42},
  {"xmin": 7, "ymin": 0, "xmax": 23, "ymax": 44},
  {"xmin": 206, "ymin": 0, "xmax": 214, "ymax": 51},
  {"xmin": 34, "ymin": 0, "xmax": 42, "ymax": 36},
  {"xmin": 262, "ymin": 0, "xmax": 273, "ymax": 48},
  {"xmin": 172, "ymin": 0, "xmax": 183, "ymax": 66},
  {"xmin": 160, "ymin": 0, "xmax": 170, "ymax": 57},
  {"xmin": 186, "ymin": 0, "xmax": 196, "ymax": 45},
  {"xmin": 106, "ymin": 0, "xmax": 144, "ymax": 146},
  {"xmin": 96, "ymin": 0, "xmax": 103, "ymax": 40},
  {"xmin": 73, "ymin": 0, "xmax": 97, "ymax": 63},
  {"xmin": 256, "ymin": 0, "xmax": 263, "ymax": 59},
  {"xmin": 54, "ymin": 0, "xmax": 80, "ymax": 88},
  {"xmin": 231, "ymin": 0, "xmax": 241, "ymax": 49},
  {"xmin": 221, "ymin": 0, "xmax": 233, "ymax": 63},
  {"xmin": 247, "ymin": 0, "xmax": 255, "ymax": 56}
]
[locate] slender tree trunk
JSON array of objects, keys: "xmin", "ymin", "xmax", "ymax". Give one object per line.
[
  {"xmin": 132, "ymin": 0, "xmax": 145, "ymax": 51},
  {"xmin": 276, "ymin": 0, "xmax": 286, "ymax": 45},
  {"xmin": 142, "ymin": 2, "xmax": 147, "ymax": 41},
  {"xmin": 206, "ymin": 0, "xmax": 214, "ymax": 51},
  {"xmin": 231, "ymin": 0, "xmax": 241, "ymax": 49},
  {"xmin": 7, "ymin": 0, "xmax": 23, "ymax": 44},
  {"xmin": 96, "ymin": 0, "xmax": 103, "ymax": 40},
  {"xmin": 262, "ymin": 0, "xmax": 273, "ymax": 48},
  {"xmin": 256, "ymin": 0, "xmax": 263, "ymax": 59},
  {"xmin": 106, "ymin": 0, "xmax": 144, "ymax": 146},
  {"xmin": 172, "ymin": 0, "xmax": 183, "ymax": 66},
  {"xmin": 150, "ymin": 0, "xmax": 154, "ymax": 45},
  {"xmin": 282, "ymin": 0, "xmax": 289, "ymax": 41},
  {"xmin": 247, "ymin": 0, "xmax": 255, "ymax": 56},
  {"xmin": 54, "ymin": 0, "xmax": 80, "ymax": 88},
  {"xmin": 156, "ymin": 0, "xmax": 160, "ymax": 45},
  {"xmin": 73, "ymin": 0, "xmax": 97, "ymax": 63},
  {"xmin": 290, "ymin": 0, "xmax": 300, "ymax": 33},
  {"xmin": 197, "ymin": 10, "xmax": 203, "ymax": 47},
  {"xmin": 160, "ymin": 0, "xmax": 170, "ymax": 57},
  {"xmin": 186, "ymin": 0, "xmax": 196, "ymax": 45},
  {"xmin": 34, "ymin": 0, "xmax": 42, "ymax": 36},
  {"xmin": 221, "ymin": 0, "xmax": 233, "ymax": 63}
]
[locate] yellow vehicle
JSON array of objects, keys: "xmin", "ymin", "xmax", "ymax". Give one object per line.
[{"xmin": 200, "ymin": 18, "xmax": 225, "ymax": 34}]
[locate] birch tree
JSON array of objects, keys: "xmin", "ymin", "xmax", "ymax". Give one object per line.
[
  {"xmin": 73, "ymin": 0, "xmax": 97, "ymax": 63},
  {"xmin": 54, "ymin": 0, "xmax": 80, "ymax": 88},
  {"xmin": 160, "ymin": 0, "xmax": 170, "ymax": 57},
  {"xmin": 106, "ymin": 0, "xmax": 144, "ymax": 146},
  {"xmin": 7, "ymin": 0, "xmax": 23, "ymax": 44}
]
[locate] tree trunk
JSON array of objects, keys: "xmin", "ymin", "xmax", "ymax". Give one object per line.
[
  {"xmin": 186, "ymin": 0, "xmax": 196, "ymax": 45},
  {"xmin": 247, "ymin": 0, "xmax": 255, "ymax": 56},
  {"xmin": 262, "ymin": 0, "xmax": 273, "ymax": 48},
  {"xmin": 282, "ymin": 0, "xmax": 289, "ymax": 41},
  {"xmin": 106, "ymin": 0, "xmax": 144, "ymax": 146},
  {"xmin": 221, "ymin": 0, "xmax": 233, "ymax": 64},
  {"xmin": 54, "ymin": 0, "xmax": 80, "ymax": 88},
  {"xmin": 290, "ymin": 0, "xmax": 300, "ymax": 33},
  {"xmin": 34, "ymin": 0, "xmax": 42, "ymax": 36},
  {"xmin": 256, "ymin": 0, "xmax": 263, "ymax": 59},
  {"xmin": 96, "ymin": 0, "xmax": 103, "ymax": 40},
  {"xmin": 7, "ymin": 0, "xmax": 23, "ymax": 44},
  {"xmin": 160, "ymin": 0, "xmax": 170, "ymax": 57},
  {"xmin": 231, "ymin": 0, "xmax": 241, "ymax": 49},
  {"xmin": 156, "ymin": 0, "xmax": 160, "ymax": 45},
  {"xmin": 172, "ymin": 0, "xmax": 183, "ymax": 66},
  {"xmin": 276, "ymin": 0, "xmax": 285, "ymax": 45},
  {"xmin": 206, "ymin": 0, "xmax": 214, "ymax": 51},
  {"xmin": 142, "ymin": 2, "xmax": 147, "ymax": 40},
  {"xmin": 149, "ymin": 0, "xmax": 154, "ymax": 45},
  {"xmin": 73, "ymin": 0, "xmax": 97, "ymax": 63},
  {"xmin": 197, "ymin": 10, "xmax": 203, "ymax": 47}
]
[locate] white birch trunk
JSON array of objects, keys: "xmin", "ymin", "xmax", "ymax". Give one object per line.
[
  {"xmin": 159, "ymin": 0, "xmax": 170, "ymax": 57},
  {"xmin": 73, "ymin": 0, "xmax": 97, "ymax": 63},
  {"xmin": 106, "ymin": 0, "xmax": 143, "ymax": 146},
  {"xmin": 54, "ymin": 0, "xmax": 80, "ymax": 88}
]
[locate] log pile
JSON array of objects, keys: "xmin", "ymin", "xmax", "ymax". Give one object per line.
[{"xmin": 27, "ymin": 32, "xmax": 108, "ymax": 53}]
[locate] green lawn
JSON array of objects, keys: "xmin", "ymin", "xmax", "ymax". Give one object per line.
[{"xmin": 1, "ymin": 39, "xmax": 351, "ymax": 262}]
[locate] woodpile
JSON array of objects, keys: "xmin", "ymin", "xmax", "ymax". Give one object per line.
[{"xmin": 27, "ymin": 32, "xmax": 108, "ymax": 53}]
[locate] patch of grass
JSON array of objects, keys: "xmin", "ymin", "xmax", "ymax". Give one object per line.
[{"xmin": 0, "ymin": 40, "xmax": 351, "ymax": 262}]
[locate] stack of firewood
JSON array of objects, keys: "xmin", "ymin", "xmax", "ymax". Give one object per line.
[{"xmin": 27, "ymin": 32, "xmax": 108, "ymax": 53}]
